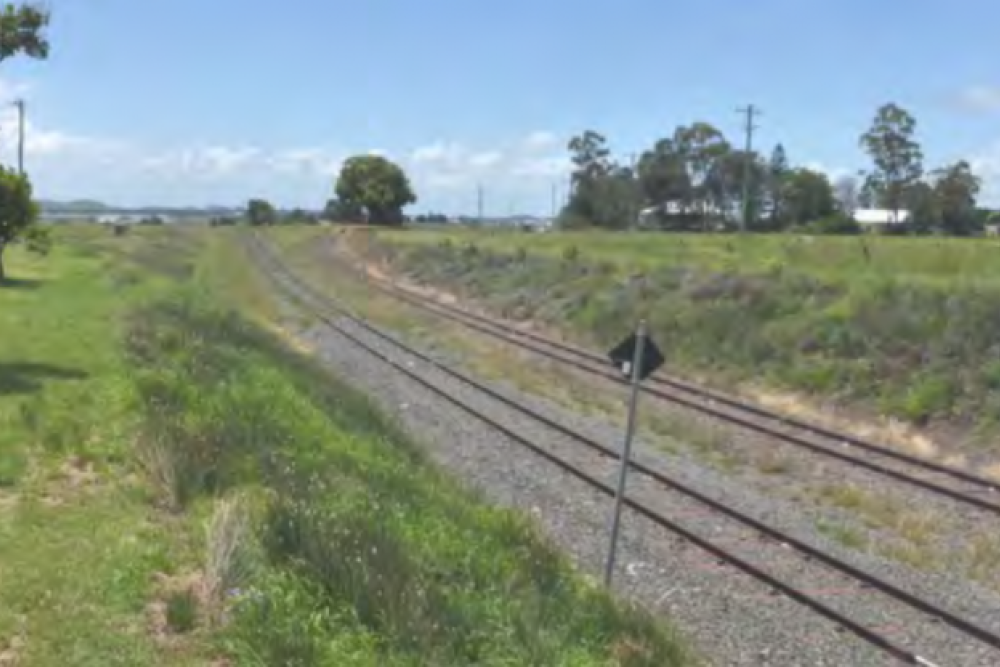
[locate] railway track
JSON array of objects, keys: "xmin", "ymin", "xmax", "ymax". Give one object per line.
[
  {"xmin": 344, "ymin": 260, "xmax": 1000, "ymax": 516},
  {"xmin": 248, "ymin": 232, "xmax": 1000, "ymax": 666}
]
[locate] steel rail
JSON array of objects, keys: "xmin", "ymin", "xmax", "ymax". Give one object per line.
[
  {"xmin": 354, "ymin": 270, "xmax": 1000, "ymax": 514},
  {"xmin": 247, "ymin": 233, "xmax": 997, "ymax": 662}
]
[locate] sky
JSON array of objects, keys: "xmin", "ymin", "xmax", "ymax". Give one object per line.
[{"xmin": 3, "ymin": 0, "xmax": 1000, "ymax": 214}]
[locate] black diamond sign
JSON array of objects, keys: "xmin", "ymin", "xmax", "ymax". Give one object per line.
[{"xmin": 608, "ymin": 332, "xmax": 664, "ymax": 382}]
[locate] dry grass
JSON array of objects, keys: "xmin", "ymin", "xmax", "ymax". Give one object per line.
[
  {"xmin": 748, "ymin": 385, "xmax": 942, "ymax": 461},
  {"xmin": 965, "ymin": 534, "xmax": 1000, "ymax": 584},
  {"xmin": 816, "ymin": 483, "xmax": 939, "ymax": 547},
  {"xmin": 981, "ymin": 462, "xmax": 1000, "ymax": 483},
  {"xmin": 204, "ymin": 492, "xmax": 256, "ymax": 624},
  {"xmin": 751, "ymin": 448, "xmax": 797, "ymax": 475}
]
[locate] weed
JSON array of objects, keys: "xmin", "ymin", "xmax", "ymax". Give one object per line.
[
  {"xmin": 816, "ymin": 519, "xmax": 869, "ymax": 551},
  {"xmin": 205, "ymin": 492, "xmax": 257, "ymax": 622},
  {"xmin": 371, "ymin": 229, "xmax": 1000, "ymax": 438},
  {"xmin": 966, "ymin": 534, "xmax": 1000, "ymax": 585},
  {"xmin": 753, "ymin": 449, "xmax": 796, "ymax": 475},
  {"xmin": 122, "ymin": 258, "xmax": 695, "ymax": 665},
  {"xmin": 165, "ymin": 590, "xmax": 199, "ymax": 634}
]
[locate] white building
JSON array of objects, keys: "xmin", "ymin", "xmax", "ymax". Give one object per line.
[{"xmin": 852, "ymin": 208, "xmax": 911, "ymax": 229}]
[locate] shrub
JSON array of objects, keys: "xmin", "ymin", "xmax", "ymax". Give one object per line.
[{"xmin": 801, "ymin": 214, "xmax": 861, "ymax": 235}]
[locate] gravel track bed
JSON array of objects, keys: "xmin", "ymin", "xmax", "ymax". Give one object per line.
[
  {"xmin": 259, "ymin": 248, "xmax": 1000, "ymax": 666},
  {"xmin": 340, "ymin": 254, "xmax": 1000, "ymax": 578}
]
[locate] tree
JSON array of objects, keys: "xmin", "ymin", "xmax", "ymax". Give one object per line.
[
  {"xmin": 782, "ymin": 168, "xmax": 836, "ymax": 227},
  {"xmin": 0, "ymin": 167, "xmax": 43, "ymax": 282},
  {"xmin": 834, "ymin": 175, "xmax": 860, "ymax": 217},
  {"xmin": 638, "ymin": 138, "xmax": 691, "ymax": 210},
  {"xmin": 567, "ymin": 130, "xmax": 612, "ymax": 186},
  {"xmin": 860, "ymin": 103, "xmax": 924, "ymax": 224},
  {"xmin": 930, "ymin": 160, "xmax": 981, "ymax": 235},
  {"xmin": 673, "ymin": 123, "xmax": 730, "ymax": 229},
  {"xmin": 0, "ymin": 3, "xmax": 50, "ymax": 283},
  {"xmin": 561, "ymin": 131, "xmax": 638, "ymax": 229},
  {"xmin": 246, "ymin": 198, "xmax": 277, "ymax": 226},
  {"xmin": 0, "ymin": 4, "xmax": 49, "ymax": 63},
  {"xmin": 902, "ymin": 181, "xmax": 939, "ymax": 233},
  {"xmin": 335, "ymin": 155, "xmax": 416, "ymax": 225},
  {"xmin": 323, "ymin": 198, "xmax": 364, "ymax": 223},
  {"xmin": 706, "ymin": 149, "xmax": 765, "ymax": 229},
  {"xmin": 766, "ymin": 144, "xmax": 790, "ymax": 226}
]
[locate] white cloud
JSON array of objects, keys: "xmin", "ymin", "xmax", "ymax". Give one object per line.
[
  {"xmin": 1, "ymin": 110, "xmax": 569, "ymax": 213},
  {"xmin": 0, "ymin": 75, "xmax": 30, "ymax": 104},
  {"xmin": 511, "ymin": 155, "xmax": 570, "ymax": 178},
  {"xmin": 522, "ymin": 130, "xmax": 559, "ymax": 151},
  {"xmin": 398, "ymin": 133, "xmax": 571, "ymax": 214},
  {"xmin": 468, "ymin": 151, "xmax": 502, "ymax": 168},
  {"xmin": 953, "ymin": 85, "xmax": 1000, "ymax": 114},
  {"xmin": 969, "ymin": 144, "xmax": 1000, "ymax": 205},
  {"xmin": 804, "ymin": 161, "xmax": 853, "ymax": 182}
]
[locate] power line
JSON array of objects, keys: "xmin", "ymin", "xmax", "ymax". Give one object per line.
[{"xmin": 736, "ymin": 104, "xmax": 761, "ymax": 233}]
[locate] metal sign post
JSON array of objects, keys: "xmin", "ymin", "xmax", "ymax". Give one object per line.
[{"xmin": 604, "ymin": 319, "xmax": 663, "ymax": 588}]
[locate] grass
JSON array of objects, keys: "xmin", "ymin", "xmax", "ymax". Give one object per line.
[
  {"xmin": 337, "ymin": 227, "xmax": 1000, "ymax": 450},
  {"xmin": 1, "ymin": 224, "xmax": 697, "ymax": 665},
  {"xmin": 815, "ymin": 519, "xmax": 870, "ymax": 551},
  {"xmin": 377, "ymin": 227, "xmax": 1000, "ymax": 288},
  {"xmin": 0, "ymin": 226, "xmax": 210, "ymax": 666}
]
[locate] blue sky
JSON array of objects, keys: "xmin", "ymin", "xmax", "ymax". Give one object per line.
[{"xmin": 3, "ymin": 0, "xmax": 1000, "ymax": 213}]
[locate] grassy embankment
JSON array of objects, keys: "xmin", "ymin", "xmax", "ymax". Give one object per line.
[
  {"xmin": 0, "ymin": 225, "xmax": 694, "ymax": 666},
  {"xmin": 264, "ymin": 227, "xmax": 1000, "ymax": 583},
  {"xmin": 359, "ymin": 228, "xmax": 1000, "ymax": 455}
]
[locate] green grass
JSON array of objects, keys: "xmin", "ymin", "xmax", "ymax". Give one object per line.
[
  {"xmin": 135, "ymin": 277, "xmax": 694, "ymax": 666},
  {"xmin": 0, "ymin": 226, "xmax": 210, "ymax": 666},
  {"xmin": 343, "ymin": 227, "xmax": 1000, "ymax": 444},
  {"xmin": 378, "ymin": 227, "xmax": 1000, "ymax": 288},
  {"xmin": 0, "ymin": 224, "xmax": 696, "ymax": 665}
]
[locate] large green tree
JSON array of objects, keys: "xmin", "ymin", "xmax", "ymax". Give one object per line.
[
  {"xmin": 561, "ymin": 131, "xmax": 639, "ymax": 229},
  {"xmin": 902, "ymin": 181, "xmax": 939, "ymax": 233},
  {"xmin": 637, "ymin": 139, "xmax": 689, "ymax": 207},
  {"xmin": 0, "ymin": 3, "xmax": 50, "ymax": 283},
  {"xmin": 673, "ymin": 123, "xmax": 730, "ymax": 229},
  {"xmin": 781, "ymin": 168, "xmax": 836, "ymax": 226},
  {"xmin": 0, "ymin": 3, "xmax": 48, "ymax": 61},
  {"xmin": 860, "ymin": 103, "xmax": 924, "ymax": 224},
  {"xmin": 930, "ymin": 160, "xmax": 981, "ymax": 235},
  {"xmin": 334, "ymin": 155, "xmax": 416, "ymax": 225},
  {"xmin": 706, "ymin": 149, "xmax": 765, "ymax": 229},
  {"xmin": 323, "ymin": 197, "xmax": 365, "ymax": 223},
  {"xmin": 246, "ymin": 198, "xmax": 277, "ymax": 226},
  {"xmin": 0, "ymin": 167, "xmax": 43, "ymax": 281},
  {"xmin": 766, "ymin": 144, "xmax": 790, "ymax": 226}
]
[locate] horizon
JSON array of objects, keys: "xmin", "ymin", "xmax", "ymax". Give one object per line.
[{"xmin": 4, "ymin": 0, "xmax": 1000, "ymax": 214}]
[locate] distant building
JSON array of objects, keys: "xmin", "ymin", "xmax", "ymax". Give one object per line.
[{"xmin": 852, "ymin": 209, "xmax": 911, "ymax": 230}]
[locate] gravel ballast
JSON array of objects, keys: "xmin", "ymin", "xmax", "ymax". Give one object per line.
[{"xmin": 258, "ymin": 243, "xmax": 1000, "ymax": 666}]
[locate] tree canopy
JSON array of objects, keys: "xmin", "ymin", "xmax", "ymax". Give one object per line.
[
  {"xmin": 860, "ymin": 103, "xmax": 924, "ymax": 223},
  {"xmin": 0, "ymin": 3, "xmax": 49, "ymax": 63},
  {"xmin": 334, "ymin": 155, "xmax": 416, "ymax": 225},
  {"xmin": 0, "ymin": 2, "xmax": 49, "ymax": 283},
  {"xmin": 555, "ymin": 101, "xmax": 988, "ymax": 236},
  {"xmin": 247, "ymin": 199, "xmax": 277, "ymax": 226},
  {"xmin": 0, "ymin": 167, "xmax": 42, "ymax": 280}
]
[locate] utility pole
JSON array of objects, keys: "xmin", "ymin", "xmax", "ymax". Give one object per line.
[
  {"xmin": 13, "ymin": 98, "xmax": 25, "ymax": 176},
  {"xmin": 550, "ymin": 182, "xmax": 557, "ymax": 219},
  {"xmin": 736, "ymin": 104, "xmax": 761, "ymax": 233}
]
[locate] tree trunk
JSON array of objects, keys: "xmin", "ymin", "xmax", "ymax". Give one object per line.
[{"xmin": 0, "ymin": 243, "xmax": 6, "ymax": 283}]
